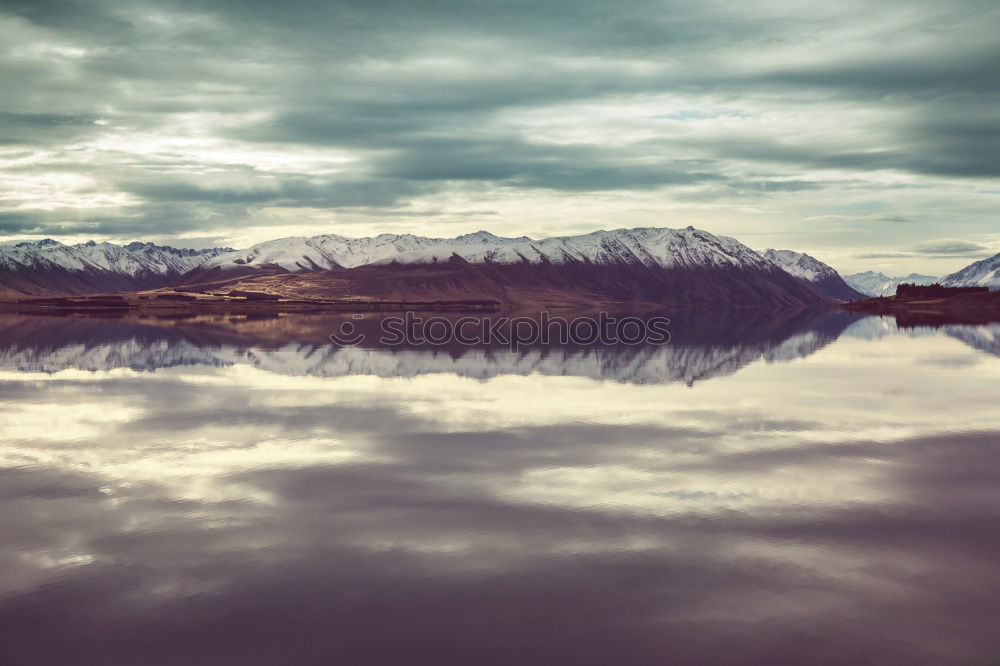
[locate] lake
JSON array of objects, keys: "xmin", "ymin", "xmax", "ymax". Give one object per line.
[{"xmin": 1, "ymin": 310, "xmax": 999, "ymax": 665}]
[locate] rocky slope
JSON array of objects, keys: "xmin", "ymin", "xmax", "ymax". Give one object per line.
[
  {"xmin": 763, "ymin": 249, "xmax": 866, "ymax": 301},
  {"xmin": 941, "ymin": 252, "xmax": 1000, "ymax": 290}
]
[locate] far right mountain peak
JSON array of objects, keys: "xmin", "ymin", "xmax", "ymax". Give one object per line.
[{"xmin": 941, "ymin": 251, "xmax": 1000, "ymax": 290}]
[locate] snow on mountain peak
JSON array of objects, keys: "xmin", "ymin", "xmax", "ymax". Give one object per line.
[
  {"xmin": 14, "ymin": 238, "xmax": 64, "ymax": 249},
  {"xmin": 456, "ymin": 230, "xmax": 503, "ymax": 242},
  {"xmin": 0, "ymin": 239, "xmax": 234, "ymax": 282},
  {"xmin": 197, "ymin": 226, "xmax": 771, "ymax": 274},
  {"xmin": 380, "ymin": 226, "xmax": 770, "ymax": 270},
  {"xmin": 941, "ymin": 252, "xmax": 1000, "ymax": 290},
  {"xmin": 843, "ymin": 271, "xmax": 939, "ymax": 297},
  {"xmin": 763, "ymin": 249, "xmax": 836, "ymax": 283}
]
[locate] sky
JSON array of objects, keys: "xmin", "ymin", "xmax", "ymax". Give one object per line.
[{"xmin": 0, "ymin": 0, "xmax": 998, "ymax": 275}]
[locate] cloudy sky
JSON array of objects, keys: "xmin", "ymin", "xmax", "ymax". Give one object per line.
[{"xmin": 1, "ymin": 0, "xmax": 998, "ymax": 274}]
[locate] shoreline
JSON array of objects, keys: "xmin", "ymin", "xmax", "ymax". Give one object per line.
[{"xmin": 840, "ymin": 290, "xmax": 1000, "ymax": 326}]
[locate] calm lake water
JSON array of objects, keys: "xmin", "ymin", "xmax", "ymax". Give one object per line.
[{"xmin": 1, "ymin": 310, "xmax": 999, "ymax": 665}]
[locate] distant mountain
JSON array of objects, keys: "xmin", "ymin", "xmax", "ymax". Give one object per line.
[
  {"xmin": 763, "ymin": 249, "xmax": 866, "ymax": 301},
  {"xmin": 0, "ymin": 239, "xmax": 232, "ymax": 297},
  {"xmin": 181, "ymin": 227, "xmax": 830, "ymax": 308},
  {"xmin": 843, "ymin": 271, "xmax": 939, "ymax": 297},
  {"xmin": 941, "ymin": 252, "xmax": 1000, "ymax": 290}
]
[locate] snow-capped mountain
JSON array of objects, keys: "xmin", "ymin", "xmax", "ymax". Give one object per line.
[
  {"xmin": 1, "ymin": 227, "xmax": 830, "ymax": 307},
  {"xmin": 843, "ymin": 271, "xmax": 939, "ymax": 297},
  {"xmin": 376, "ymin": 228, "xmax": 774, "ymax": 270},
  {"xmin": 198, "ymin": 233, "xmax": 445, "ymax": 272},
  {"xmin": 199, "ymin": 227, "xmax": 775, "ymax": 273},
  {"xmin": 183, "ymin": 226, "xmax": 827, "ymax": 308},
  {"xmin": 0, "ymin": 239, "xmax": 232, "ymax": 296},
  {"xmin": 941, "ymin": 252, "xmax": 1000, "ymax": 290},
  {"xmin": 762, "ymin": 249, "xmax": 866, "ymax": 301}
]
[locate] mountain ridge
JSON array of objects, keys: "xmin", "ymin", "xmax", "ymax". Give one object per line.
[
  {"xmin": 843, "ymin": 271, "xmax": 939, "ymax": 297},
  {"xmin": 941, "ymin": 252, "xmax": 1000, "ymax": 290},
  {"xmin": 2, "ymin": 226, "xmax": 829, "ymax": 308},
  {"xmin": 177, "ymin": 226, "xmax": 828, "ymax": 308},
  {"xmin": 195, "ymin": 226, "xmax": 775, "ymax": 274},
  {"xmin": 4, "ymin": 227, "xmax": 995, "ymax": 307},
  {"xmin": 762, "ymin": 249, "xmax": 866, "ymax": 301},
  {"xmin": 0, "ymin": 239, "xmax": 233, "ymax": 297}
]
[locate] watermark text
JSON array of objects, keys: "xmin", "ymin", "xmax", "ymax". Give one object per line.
[{"xmin": 329, "ymin": 312, "xmax": 670, "ymax": 351}]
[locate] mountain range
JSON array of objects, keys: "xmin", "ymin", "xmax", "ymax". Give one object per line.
[
  {"xmin": 183, "ymin": 227, "xmax": 836, "ymax": 308},
  {"xmin": 843, "ymin": 271, "xmax": 940, "ymax": 297},
  {"xmin": 843, "ymin": 255, "xmax": 1000, "ymax": 297},
  {"xmin": 0, "ymin": 239, "xmax": 232, "ymax": 298},
  {"xmin": 1, "ymin": 228, "xmax": 997, "ymax": 307}
]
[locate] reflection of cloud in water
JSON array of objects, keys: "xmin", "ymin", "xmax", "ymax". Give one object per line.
[{"xmin": 0, "ymin": 312, "xmax": 999, "ymax": 664}]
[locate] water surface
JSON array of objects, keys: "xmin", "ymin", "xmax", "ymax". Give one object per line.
[{"xmin": 1, "ymin": 310, "xmax": 999, "ymax": 665}]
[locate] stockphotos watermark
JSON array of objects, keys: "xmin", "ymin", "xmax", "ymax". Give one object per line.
[{"xmin": 329, "ymin": 312, "xmax": 670, "ymax": 351}]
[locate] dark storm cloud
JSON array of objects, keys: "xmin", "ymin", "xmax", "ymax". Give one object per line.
[
  {"xmin": 676, "ymin": 120, "xmax": 1000, "ymax": 180},
  {"xmin": 0, "ymin": 112, "xmax": 103, "ymax": 144},
  {"xmin": 121, "ymin": 174, "xmax": 430, "ymax": 207},
  {"xmin": 0, "ymin": 0, "xmax": 129, "ymax": 32},
  {"xmin": 166, "ymin": 0, "xmax": 756, "ymax": 56},
  {"xmin": 1, "ymin": 0, "xmax": 998, "ymax": 241},
  {"xmin": 369, "ymin": 137, "xmax": 722, "ymax": 190},
  {"xmin": 0, "ymin": 204, "xmax": 244, "ymax": 236},
  {"xmin": 760, "ymin": 42, "xmax": 1000, "ymax": 99},
  {"xmin": 0, "ymin": 211, "xmax": 50, "ymax": 234},
  {"xmin": 901, "ymin": 107, "xmax": 1000, "ymax": 178}
]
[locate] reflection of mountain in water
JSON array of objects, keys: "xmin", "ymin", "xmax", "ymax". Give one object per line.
[
  {"xmin": 943, "ymin": 324, "xmax": 1000, "ymax": 358},
  {"xmin": 0, "ymin": 309, "xmax": 865, "ymax": 385},
  {"xmin": 841, "ymin": 314, "xmax": 1000, "ymax": 358},
  {"xmin": 843, "ymin": 316, "xmax": 934, "ymax": 340}
]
